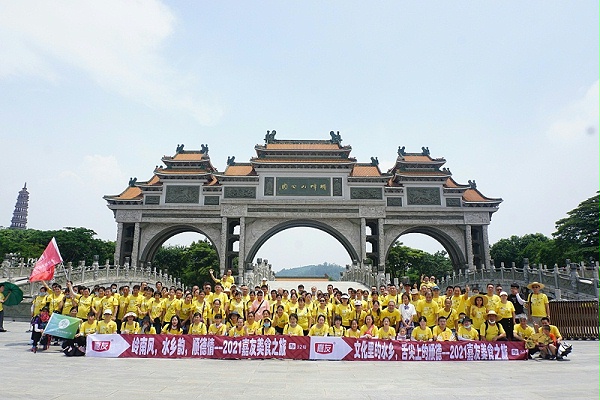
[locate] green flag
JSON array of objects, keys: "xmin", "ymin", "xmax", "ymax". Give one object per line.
[{"xmin": 44, "ymin": 313, "xmax": 80, "ymax": 339}]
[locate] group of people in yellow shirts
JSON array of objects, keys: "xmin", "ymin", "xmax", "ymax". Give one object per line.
[{"xmin": 30, "ymin": 273, "xmax": 566, "ymax": 359}]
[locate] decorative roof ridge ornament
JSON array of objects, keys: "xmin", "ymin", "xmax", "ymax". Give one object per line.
[
  {"xmin": 398, "ymin": 146, "xmax": 406, "ymax": 156},
  {"xmin": 200, "ymin": 144, "xmax": 209, "ymax": 154},
  {"xmin": 370, "ymin": 157, "xmax": 379, "ymax": 166},
  {"xmin": 264, "ymin": 130, "xmax": 277, "ymax": 144},
  {"xmin": 468, "ymin": 180, "xmax": 477, "ymax": 189},
  {"xmin": 421, "ymin": 146, "xmax": 430, "ymax": 156},
  {"xmin": 226, "ymin": 156, "xmax": 236, "ymax": 166},
  {"xmin": 329, "ymin": 130, "xmax": 342, "ymax": 144},
  {"xmin": 128, "ymin": 177, "xmax": 137, "ymax": 187},
  {"xmin": 176, "ymin": 144, "xmax": 184, "ymax": 153}
]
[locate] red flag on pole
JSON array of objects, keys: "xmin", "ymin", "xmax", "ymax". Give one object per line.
[{"xmin": 29, "ymin": 237, "xmax": 63, "ymax": 282}]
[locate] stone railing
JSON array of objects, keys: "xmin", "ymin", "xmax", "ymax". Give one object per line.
[
  {"xmin": 1, "ymin": 255, "xmax": 181, "ymax": 297},
  {"xmin": 341, "ymin": 258, "xmax": 599, "ymax": 300}
]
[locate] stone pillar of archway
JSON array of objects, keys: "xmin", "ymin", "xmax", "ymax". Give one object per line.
[
  {"xmin": 377, "ymin": 217, "xmax": 385, "ymax": 272},
  {"xmin": 360, "ymin": 218, "xmax": 366, "ymax": 265},
  {"xmin": 465, "ymin": 224, "xmax": 474, "ymax": 271},
  {"xmin": 220, "ymin": 217, "xmax": 227, "ymax": 276},
  {"xmin": 482, "ymin": 224, "xmax": 491, "ymax": 269},
  {"xmin": 131, "ymin": 222, "xmax": 141, "ymax": 267},
  {"xmin": 114, "ymin": 222, "xmax": 124, "ymax": 266},
  {"xmin": 238, "ymin": 217, "xmax": 246, "ymax": 283}
]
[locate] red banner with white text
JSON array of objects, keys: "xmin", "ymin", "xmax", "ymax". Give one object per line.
[{"xmin": 86, "ymin": 334, "xmax": 528, "ymax": 361}]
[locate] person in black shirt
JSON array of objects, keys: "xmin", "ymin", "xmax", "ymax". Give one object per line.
[{"xmin": 508, "ymin": 283, "xmax": 526, "ymax": 316}]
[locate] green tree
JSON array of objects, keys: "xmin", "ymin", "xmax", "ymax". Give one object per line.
[
  {"xmin": 553, "ymin": 192, "xmax": 599, "ymax": 262},
  {"xmin": 0, "ymin": 227, "xmax": 114, "ymax": 264},
  {"xmin": 153, "ymin": 240, "xmax": 218, "ymax": 287},
  {"xmin": 386, "ymin": 242, "xmax": 452, "ymax": 284}
]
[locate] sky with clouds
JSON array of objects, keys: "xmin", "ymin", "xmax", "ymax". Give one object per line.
[{"xmin": 1, "ymin": 1, "xmax": 598, "ymax": 270}]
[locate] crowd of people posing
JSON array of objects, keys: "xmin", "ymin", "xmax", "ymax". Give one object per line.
[{"xmin": 28, "ymin": 271, "xmax": 567, "ymax": 359}]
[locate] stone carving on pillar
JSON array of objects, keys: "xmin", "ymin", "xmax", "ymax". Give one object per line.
[
  {"xmin": 465, "ymin": 225, "xmax": 474, "ymax": 270},
  {"xmin": 116, "ymin": 210, "xmax": 142, "ymax": 223},
  {"xmin": 222, "ymin": 204, "xmax": 247, "ymax": 217},
  {"xmin": 464, "ymin": 212, "xmax": 489, "ymax": 224}
]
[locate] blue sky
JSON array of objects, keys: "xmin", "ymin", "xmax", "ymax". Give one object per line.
[{"xmin": 1, "ymin": 1, "xmax": 598, "ymax": 270}]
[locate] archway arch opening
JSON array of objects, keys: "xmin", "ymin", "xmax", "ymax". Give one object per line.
[
  {"xmin": 247, "ymin": 222, "xmax": 358, "ymax": 276},
  {"xmin": 140, "ymin": 225, "xmax": 219, "ymax": 266},
  {"xmin": 385, "ymin": 227, "xmax": 466, "ymax": 284}
]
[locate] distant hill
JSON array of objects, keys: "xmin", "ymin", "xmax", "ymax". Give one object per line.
[{"xmin": 275, "ymin": 262, "xmax": 345, "ymax": 278}]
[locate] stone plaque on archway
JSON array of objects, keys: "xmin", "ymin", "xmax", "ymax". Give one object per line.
[{"xmin": 105, "ymin": 131, "xmax": 502, "ymax": 279}]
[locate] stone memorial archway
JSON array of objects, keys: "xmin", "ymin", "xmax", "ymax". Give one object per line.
[{"xmin": 105, "ymin": 132, "xmax": 502, "ymax": 278}]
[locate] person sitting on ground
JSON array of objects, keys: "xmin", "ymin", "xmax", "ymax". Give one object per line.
[
  {"xmin": 31, "ymin": 307, "xmax": 51, "ymax": 352},
  {"xmin": 140, "ymin": 315, "xmax": 157, "ymax": 334},
  {"xmin": 260, "ymin": 317, "xmax": 276, "ymax": 335},
  {"xmin": 207, "ymin": 314, "xmax": 227, "ymax": 336},
  {"xmin": 359, "ymin": 315, "xmax": 378, "ymax": 339},
  {"xmin": 344, "ymin": 319, "xmax": 361, "ymax": 338},
  {"xmin": 432, "ymin": 315, "xmax": 455, "ymax": 341},
  {"xmin": 456, "ymin": 317, "xmax": 479, "ymax": 341},
  {"xmin": 98, "ymin": 309, "xmax": 118, "ymax": 334},
  {"xmin": 329, "ymin": 315, "xmax": 345, "ymax": 337},
  {"xmin": 308, "ymin": 314, "xmax": 329, "ymax": 336},
  {"xmin": 411, "ymin": 316, "xmax": 433, "ymax": 342},
  {"xmin": 480, "ymin": 310, "xmax": 506, "ymax": 342},
  {"xmin": 229, "ymin": 317, "xmax": 247, "ymax": 337},
  {"xmin": 536, "ymin": 317, "xmax": 563, "ymax": 344},
  {"xmin": 162, "ymin": 315, "xmax": 183, "ymax": 335},
  {"xmin": 121, "ymin": 312, "xmax": 140, "ymax": 334},
  {"xmin": 536, "ymin": 325, "xmax": 561, "ymax": 360}
]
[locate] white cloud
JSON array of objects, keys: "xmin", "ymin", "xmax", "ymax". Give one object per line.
[
  {"xmin": 0, "ymin": 1, "xmax": 222, "ymax": 124},
  {"xmin": 547, "ymin": 80, "xmax": 599, "ymax": 140}
]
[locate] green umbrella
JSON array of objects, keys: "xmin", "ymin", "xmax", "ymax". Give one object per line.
[{"xmin": 0, "ymin": 282, "xmax": 24, "ymax": 306}]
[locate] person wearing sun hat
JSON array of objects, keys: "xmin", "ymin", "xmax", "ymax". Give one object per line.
[
  {"xmin": 120, "ymin": 311, "xmax": 140, "ymax": 334},
  {"xmin": 468, "ymin": 293, "xmax": 488, "ymax": 330},
  {"xmin": 480, "ymin": 310, "xmax": 506, "ymax": 341},
  {"xmin": 526, "ymin": 282, "xmax": 549, "ymax": 326}
]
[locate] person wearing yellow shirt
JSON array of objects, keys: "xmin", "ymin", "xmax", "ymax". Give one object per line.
[
  {"xmin": 384, "ymin": 286, "xmax": 402, "ymax": 309},
  {"xmin": 209, "ymin": 268, "xmax": 235, "ymax": 290},
  {"xmin": 97, "ymin": 309, "xmax": 118, "ymax": 334},
  {"xmin": 369, "ymin": 300, "xmax": 383, "ymax": 327},
  {"xmin": 344, "ymin": 319, "xmax": 361, "ymax": 338},
  {"xmin": 381, "ymin": 301, "xmax": 402, "ymax": 331},
  {"xmin": 409, "ymin": 290, "xmax": 422, "ymax": 317},
  {"xmin": 162, "ymin": 289, "xmax": 182, "ymax": 324},
  {"xmin": 431, "ymin": 286, "xmax": 444, "ymax": 308},
  {"xmin": 484, "ymin": 283, "xmax": 501, "ymax": 312},
  {"xmin": 228, "ymin": 291, "xmax": 246, "ymax": 319},
  {"xmin": 496, "ymin": 291, "xmax": 516, "ymax": 340},
  {"xmin": 77, "ymin": 312, "xmax": 98, "ymax": 340},
  {"xmin": 208, "ymin": 283, "xmax": 229, "ymax": 310},
  {"xmin": 527, "ymin": 282, "xmax": 550, "ymax": 326},
  {"xmin": 91, "ymin": 287, "xmax": 105, "ymax": 318},
  {"xmin": 351, "ymin": 301, "xmax": 367, "ymax": 326},
  {"xmin": 244, "ymin": 312, "xmax": 261, "ymax": 335},
  {"xmin": 75, "ymin": 287, "xmax": 94, "ymax": 320},
  {"xmin": 179, "ymin": 293, "xmax": 196, "ymax": 333},
  {"xmin": 117, "ymin": 285, "xmax": 132, "ymax": 329},
  {"xmin": 259, "ymin": 317, "xmax": 277, "ymax": 335},
  {"xmin": 139, "ymin": 316, "xmax": 157, "ymax": 334},
  {"xmin": 359, "ymin": 315, "xmax": 378, "ymax": 339},
  {"xmin": 336, "ymin": 294, "xmax": 353, "ymax": 328},
  {"xmin": 127, "ymin": 285, "xmax": 143, "ymax": 314},
  {"xmin": 329, "ymin": 316, "xmax": 345, "ymax": 337},
  {"xmin": 432, "ymin": 316, "xmax": 455, "ymax": 341},
  {"xmin": 187, "ymin": 313, "xmax": 207, "ymax": 335},
  {"xmin": 32, "ymin": 287, "xmax": 49, "ymax": 319},
  {"xmin": 61, "ymin": 289, "xmax": 77, "ymax": 316},
  {"xmin": 537, "ymin": 317, "xmax": 563, "ymax": 343},
  {"xmin": 121, "ymin": 312, "xmax": 140, "ymax": 334},
  {"xmin": 416, "ymin": 292, "xmax": 439, "ymax": 329},
  {"xmin": 411, "ymin": 317, "xmax": 433, "ymax": 341},
  {"xmin": 469, "ymin": 294, "xmax": 488, "ymax": 330},
  {"xmin": 273, "ymin": 305, "xmax": 289, "ymax": 334},
  {"xmin": 438, "ymin": 298, "xmax": 459, "ymax": 332},
  {"xmin": 308, "ymin": 315, "xmax": 329, "ymax": 336},
  {"xmin": 101, "ymin": 290, "xmax": 118, "ymax": 319},
  {"xmin": 293, "ymin": 297, "xmax": 312, "ymax": 335},
  {"xmin": 162, "ymin": 315, "xmax": 183, "ymax": 335},
  {"xmin": 283, "ymin": 313, "xmax": 304, "ymax": 336},
  {"xmin": 378, "ymin": 317, "xmax": 396, "ymax": 340},
  {"xmin": 480, "ymin": 310, "xmax": 506, "ymax": 341},
  {"xmin": 207, "ymin": 314, "xmax": 227, "ymax": 336},
  {"xmin": 456, "ymin": 317, "xmax": 479, "ymax": 341},
  {"xmin": 450, "ymin": 286, "xmax": 469, "ymax": 314},
  {"xmin": 137, "ymin": 288, "xmax": 153, "ymax": 320},
  {"xmin": 513, "ymin": 315, "xmax": 535, "ymax": 343},
  {"xmin": 313, "ymin": 297, "xmax": 333, "ymax": 326},
  {"xmin": 229, "ymin": 317, "xmax": 248, "ymax": 337},
  {"xmin": 43, "ymin": 282, "xmax": 65, "ymax": 315},
  {"xmin": 285, "ymin": 293, "xmax": 300, "ymax": 315}
]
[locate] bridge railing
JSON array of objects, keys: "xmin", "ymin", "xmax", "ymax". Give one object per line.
[
  {"xmin": 1, "ymin": 255, "xmax": 181, "ymax": 297},
  {"xmin": 438, "ymin": 260, "xmax": 599, "ymax": 300}
]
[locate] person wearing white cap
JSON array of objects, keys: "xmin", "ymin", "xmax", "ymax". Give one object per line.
[
  {"xmin": 479, "ymin": 310, "xmax": 506, "ymax": 342},
  {"xmin": 335, "ymin": 294, "xmax": 353, "ymax": 328},
  {"xmin": 495, "ymin": 291, "xmax": 516, "ymax": 340},
  {"xmin": 97, "ymin": 309, "xmax": 117, "ymax": 334}
]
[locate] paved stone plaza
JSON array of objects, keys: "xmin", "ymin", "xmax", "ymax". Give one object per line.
[{"xmin": 0, "ymin": 320, "xmax": 597, "ymax": 399}]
